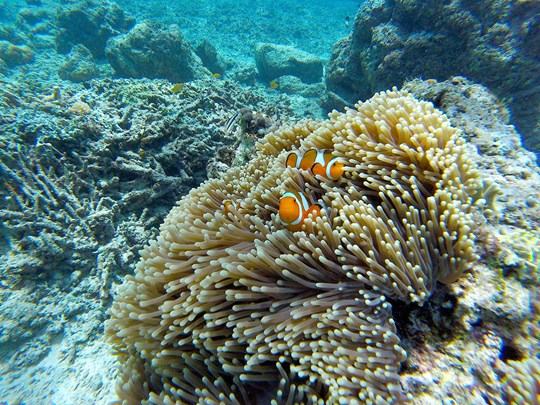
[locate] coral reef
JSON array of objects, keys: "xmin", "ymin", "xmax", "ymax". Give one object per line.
[
  {"xmin": 392, "ymin": 77, "xmax": 540, "ymax": 404},
  {"xmin": 55, "ymin": 0, "xmax": 135, "ymax": 59},
  {"xmin": 0, "ymin": 0, "xmax": 539, "ymax": 402},
  {"xmin": 0, "ymin": 74, "xmax": 303, "ymax": 403},
  {"xmin": 325, "ymin": 0, "xmax": 540, "ymax": 152},
  {"xmin": 106, "ymin": 21, "xmax": 210, "ymax": 82},
  {"xmin": 106, "ymin": 89, "xmax": 483, "ymax": 403},
  {"xmin": 255, "ymin": 42, "xmax": 323, "ymax": 84},
  {"xmin": 0, "ymin": 76, "xmax": 301, "ymax": 284}
]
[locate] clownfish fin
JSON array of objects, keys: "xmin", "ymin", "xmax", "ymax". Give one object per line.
[
  {"xmin": 322, "ymin": 150, "xmax": 333, "ymax": 164},
  {"xmin": 305, "ymin": 203, "xmax": 322, "ymax": 219},
  {"xmin": 311, "ymin": 162, "xmax": 326, "ymax": 177},
  {"xmin": 285, "ymin": 152, "xmax": 298, "ymax": 168},
  {"xmin": 299, "ymin": 149, "xmax": 318, "ymax": 170}
]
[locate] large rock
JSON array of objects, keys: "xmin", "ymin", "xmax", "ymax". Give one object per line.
[
  {"xmin": 105, "ymin": 22, "xmax": 210, "ymax": 82},
  {"xmin": 195, "ymin": 39, "xmax": 226, "ymax": 75},
  {"xmin": 55, "ymin": 0, "xmax": 135, "ymax": 59},
  {"xmin": 325, "ymin": 0, "xmax": 540, "ymax": 153},
  {"xmin": 58, "ymin": 44, "xmax": 100, "ymax": 82},
  {"xmin": 255, "ymin": 43, "xmax": 323, "ymax": 84},
  {"xmin": 0, "ymin": 40, "xmax": 34, "ymax": 67}
]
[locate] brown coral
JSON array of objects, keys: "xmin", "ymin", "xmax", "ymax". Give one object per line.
[{"xmin": 106, "ymin": 89, "xmax": 482, "ymax": 403}]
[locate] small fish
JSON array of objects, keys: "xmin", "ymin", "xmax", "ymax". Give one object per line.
[
  {"xmin": 224, "ymin": 111, "xmax": 241, "ymax": 134},
  {"xmin": 212, "ymin": 73, "xmax": 222, "ymax": 79},
  {"xmin": 269, "ymin": 80, "xmax": 279, "ymax": 89},
  {"xmin": 223, "ymin": 199, "xmax": 237, "ymax": 215},
  {"xmin": 171, "ymin": 83, "xmax": 184, "ymax": 93},
  {"xmin": 286, "ymin": 149, "xmax": 344, "ymax": 180},
  {"xmin": 345, "ymin": 16, "xmax": 350, "ymax": 28},
  {"xmin": 279, "ymin": 191, "xmax": 322, "ymax": 231}
]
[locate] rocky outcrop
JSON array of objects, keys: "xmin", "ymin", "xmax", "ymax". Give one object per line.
[
  {"xmin": 105, "ymin": 22, "xmax": 210, "ymax": 82},
  {"xmin": 55, "ymin": 0, "xmax": 135, "ymax": 59},
  {"xmin": 0, "ymin": 40, "xmax": 34, "ymax": 67},
  {"xmin": 325, "ymin": 0, "xmax": 540, "ymax": 152},
  {"xmin": 58, "ymin": 44, "xmax": 100, "ymax": 82},
  {"xmin": 255, "ymin": 42, "xmax": 323, "ymax": 84}
]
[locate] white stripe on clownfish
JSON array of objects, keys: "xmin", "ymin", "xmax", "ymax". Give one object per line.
[
  {"xmin": 278, "ymin": 190, "xmax": 323, "ymax": 231},
  {"xmin": 285, "ymin": 149, "xmax": 344, "ymax": 180}
]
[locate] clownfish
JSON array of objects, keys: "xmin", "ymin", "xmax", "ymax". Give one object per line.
[
  {"xmin": 223, "ymin": 200, "xmax": 237, "ymax": 215},
  {"xmin": 286, "ymin": 149, "xmax": 344, "ymax": 180},
  {"xmin": 279, "ymin": 191, "xmax": 322, "ymax": 231}
]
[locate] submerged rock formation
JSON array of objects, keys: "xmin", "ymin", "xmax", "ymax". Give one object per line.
[
  {"xmin": 105, "ymin": 22, "xmax": 210, "ymax": 82},
  {"xmin": 255, "ymin": 42, "xmax": 323, "ymax": 84},
  {"xmin": 324, "ymin": 0, "xmax": 540, "ymax": 153},
  {"xmin": 55, "ymin": 0, "xmax": 135, "ymax": 59}
]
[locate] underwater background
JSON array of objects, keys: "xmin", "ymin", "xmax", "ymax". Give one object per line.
[{"xmin": 0, "ymin": 0, "xmax": 539, "ymax": 403}]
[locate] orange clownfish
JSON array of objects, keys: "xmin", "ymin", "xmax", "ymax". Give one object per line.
[
  {"xmin": 285, "ymin": 149, "xmax": 344, "ymax": 180},
  {"xmin": 279, "ymin": 191, "xmax": 322, "ymax": 231},
  {"xmin": 223, "ymin": 200, "xmax": 237, "ymax": 215}
]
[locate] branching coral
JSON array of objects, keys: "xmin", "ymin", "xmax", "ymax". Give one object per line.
[
  {"xmin": 106, "ymin": 89, "xmax": 482, "ymax": 404},
  {"xmin": 0, "ymin": 143, "xmax": 102, "ymax": 275}
]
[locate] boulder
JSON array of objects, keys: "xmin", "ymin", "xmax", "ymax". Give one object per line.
[
  {"xmin": 195, "ymin": 40, "xmax": 226, "ymax": 75},
  {"xmin": 55, "ymin": 0, "xmax": 135, "ymax": 59},
  {"xmin": 58, "ymin": 44, "xmax": 99, "ymax": 82},
  {"xmin": 105, "ymin": 21, "xmax": 210, "ymax": 82},
  {"xmin": 255, "ymin": 43, "xmax": 323, "ymax": 84},
  {"xmin": 274, "ymin": 75, "xmax": 325, "ymax": 98},
  {"xmin": 325, "ymin": 0, "xmax": 540, "ymax": 153},
  {"xmin": 0, "ymin": 40, "xmax": 34, "ymax": 67}
]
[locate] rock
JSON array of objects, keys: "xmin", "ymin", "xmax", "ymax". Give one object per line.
[
  {"xmin": 15, "ymin": 7, "xmax": 56, "ymax": 39},
  {"xmin": 273, "ymin": 75, "xmax": 325, "ymax": 98},
  {"xmin": 0, "ymin": 24, "xmax": 27, "ymax": 45},
  {"xmin": 105, "ymin": 21, "xmax": 210, "ymax": 82},
  {"xmin": 195, "ymin": 39, "xmax": 226, "ymax": 75},
  {"xmin": 231, "ymin": 65, "xmax": 257, "ymax": 86},
  {"xmin": 325, "ymin": 0, "xmax": 540, "ymax": 153},
  {"xmin": 17, "ymin": 7, "xmax": 51, "ymax": 26},
  {"xmin": 55, "ymin": 0, "xmax": 135, "ymax": 59},
  {"xmin": 255, "ymin": 42, "xmax": 323, "ymax": 84},
  {"xmin": 58, "ymin": 44, "xmax": 100, "ymax": 83},
  {"xmin": 318, "ymin": 90, "xmax": 351, "ymax": 112},
  {"xmin": 0, "ymin": 40, "xmax": 34, "ymax": 67}
]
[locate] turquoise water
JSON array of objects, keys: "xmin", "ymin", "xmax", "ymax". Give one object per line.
[
  {"xmin": 0, "ymin": 0, "xmax": 539, "ymax": 403},
  {"xmin": 115, "ymin": 0, "xmax": 358, "ymax": 60}
]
